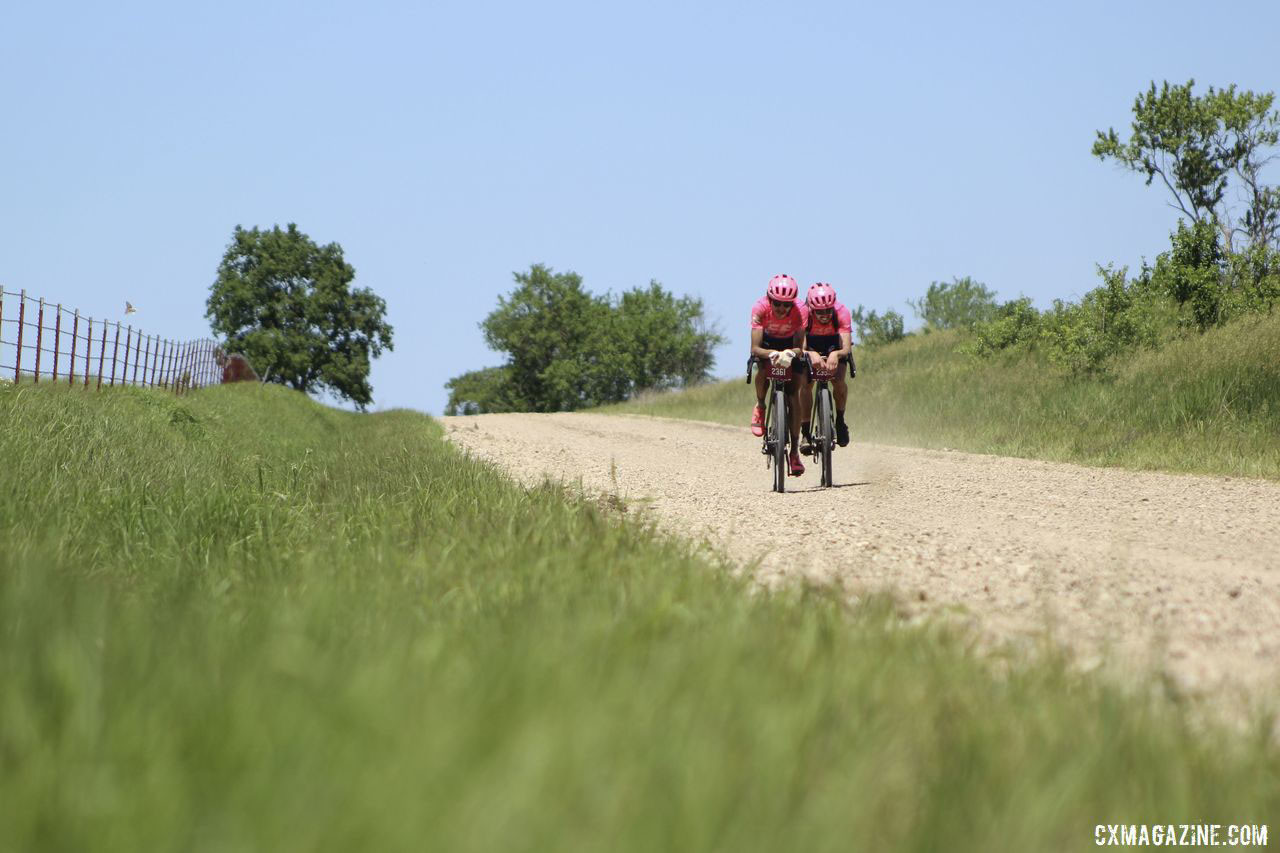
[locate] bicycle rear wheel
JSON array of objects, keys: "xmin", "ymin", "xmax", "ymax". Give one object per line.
[
  {"xmin": 772, "ymin": 387, "xmax": 787, "ymax": 492},
  {"xmin": 817, "ymin": 385, "xmax": 833, "ymax": 487}
]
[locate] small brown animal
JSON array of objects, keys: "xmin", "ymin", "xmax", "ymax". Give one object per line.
[{"xmin": 215, "ymin": 349, "xmax": 260, "ymax": 384}]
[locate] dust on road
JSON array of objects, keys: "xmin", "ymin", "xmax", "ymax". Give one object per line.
[{"xmin": 444, "ymin": 412, "xmax": 1280, "ymax": 703}]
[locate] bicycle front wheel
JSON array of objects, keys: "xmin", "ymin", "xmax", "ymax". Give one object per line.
[
  {"xmin": 773, "ymin": 386, "xmax": 787, "ymax": 493},
  {"xmin": 817, "ymin": 385, "xmax": 833, "ymax": 487}
]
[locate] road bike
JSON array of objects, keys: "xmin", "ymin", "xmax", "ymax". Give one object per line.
[
  {"xmin": 802, "ymin": 353, "xmax": 854, "ymax": 488},
  {"xmin": 746, "ymin": 352, "xmax": 807, "ymax": 493}
]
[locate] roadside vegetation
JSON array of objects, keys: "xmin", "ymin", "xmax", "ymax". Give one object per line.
[
  {"xmin": 602, "ymin": 308, "xmax": 1280, "ymax": 478},
  {"xmin": 445, "ymin": 265, "xmax": 724, "ymax": 414},
  {"xmin": 607, "ymin": 80, "xmax": 1280, "ymax": 479},
  {"xmin": 2, "ymin": 381, "xmax": 1277, "ymax": 850}
]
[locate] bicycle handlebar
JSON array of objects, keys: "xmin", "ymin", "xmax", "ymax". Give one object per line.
[
  {"xmin": 748, "ymin": 351, "xmax": 856, "ymax": 381},
  {"xmin": 746, "ymin": 352, "xmax": 812, "ymax": 384}
]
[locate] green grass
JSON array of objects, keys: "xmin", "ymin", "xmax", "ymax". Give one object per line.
[
  {"xmin": 2, "ymin": 382, "xmax": 1276, "ymax": 851},
  {"xmin": 604, "ymin": 311, "xmax": 1280, "ymax": 478}
]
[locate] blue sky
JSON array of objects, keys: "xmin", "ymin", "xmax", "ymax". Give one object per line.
[{"xmin": 3, "ymin": 0, "xmax": 1277, "ymax": 413}]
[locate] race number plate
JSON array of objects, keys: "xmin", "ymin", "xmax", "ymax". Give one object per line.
[
  {"xmin": 810, "ymin": 365, "xmax": 835, "ymax": 380},
  {"xmin": 766, "ymin": 364, "xmax": 791, "ymax": 380}
]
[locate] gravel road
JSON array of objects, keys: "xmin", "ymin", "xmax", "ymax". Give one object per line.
[{"xmin": 443, "ymin": 412, "xmax": 1280, "ymax": 704}]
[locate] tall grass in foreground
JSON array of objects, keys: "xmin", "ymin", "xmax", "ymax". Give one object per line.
[
  {"xmin": 604, "ymin": 311, "xmax": 1280, "ymax": 478},
  {"xmin": 1, "ymin": 383, "xmax": 1276, "ymax": 851}
]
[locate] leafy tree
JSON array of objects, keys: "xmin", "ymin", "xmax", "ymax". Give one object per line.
[
  {"xmin": 849, "ymin": 306, "xmax": 905, "ymax": 348},
  {"xmin": 480, "ymin": 265, "xmax": 620, "ymax": 412},
  {"xmin": 467, "ymin": 264, "xmax": 723, "ymax": 413},
  {"xmin": 444, "ymin": 366, "xmax": 522, "ymax": 416},
  {"xmin": 908, "ymin": 276, "xmax": 998, "ymax": 330},
  {"xmin": 1226, "ymin": 244, "xmax": 1280, "ymax": 315},
  {"xmin": 966, "ymin": 298, "xmax": 1041, "ymax": 357},
  {"xmin": 615, "ymin": 282, "xmax": 723, "ymax": 391},
  {"xmin": 1037, "ymin": 266, "xmax": 1172, "ymax": 374},
  {"xmin": 1152, "ymin": 219, "xmax": 1228, "ymax": 330},
  {"xmin": 206, "ymin": 224, "xmax": 393, "ymax": 409},
  {"xmin": 1093, "ymin": 80, "xmax": 1280, "ymax": 253}
]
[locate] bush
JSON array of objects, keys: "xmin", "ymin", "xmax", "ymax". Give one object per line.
[
  {"xmin": 908, "ymin": 277, "xmax": 998, "ymax": 330},
  {"xmin": 851, "ymin": 307, "xmax": 906, "ymax": 348},
  {"xmin": 966, "ymin": 297, "xmax": 1041, "ymax": 357},
  {"xmin": 445, "ymin": 366, "xmax": 523, "ymax": 415},
  {"xmin": 1225, "ymin": 243, "xmax": 1280, "ymax": 317},
  {"xmin": 1037, "ymin": 265, "xmax": 1175, "ymax": 375},
  {"xmin": 451, "ymin": 265, "xmax": 724, "ymax": 414},
  {"xmin": 1153, "ymin": 220, "xmax": 1227, "ymax": 331}
]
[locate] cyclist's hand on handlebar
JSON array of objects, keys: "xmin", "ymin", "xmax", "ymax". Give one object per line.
[
  {"xmin": 826, "ymin": 352, "xmax": 841, "ymax": 371},
  {"xmin": 769, "ymin": 350, "xmax": 796, "ymax": 368},
  {"xmin": 807, "ymin": 351, "xmax": 823, "ymax": 368}
]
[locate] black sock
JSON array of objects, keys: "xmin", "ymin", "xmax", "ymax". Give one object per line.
[
  {"xmin": 836, "ymin": 410, "xmax": 845, "ymax": 425},
  {"xmin": 801, "ymin": 421, "xmax": 811, "ymax": 436}
]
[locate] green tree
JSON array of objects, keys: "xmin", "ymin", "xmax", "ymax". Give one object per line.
[
  {"xmin": 849, "ymin": 306, "xmax": 906, "ymax": 348},
  {"xmin": 444, "ymin": 366, "xmax": 522, "ymax": 416},
  {"xmin": 206, "ymin": 224, "xmax": 393, "ymax": 409},
  {"xmin": 460, "ymin": 265, "xmax": 724, "ymax": 413},
  {"xmin": 480, "ymin": 265, "xmax": 619, "ymax": 412},
  {"xmin": 1153, "ymin": 219, "xmax": 1228, "ymax": 330},
  {"xmin": 1093, "ymin": 80, "xmax": 1280, "ymax": 252},
  {"xmin": 615, "ymin": 282, "xmax": 724, "ymax": 391},
  {"xmin": 908, "ymin": 276, "xmax": 998, "ymax": 330},
  {"xmin": 966, "ymin": 297, "xmax": 1041, "ymax": 357}
]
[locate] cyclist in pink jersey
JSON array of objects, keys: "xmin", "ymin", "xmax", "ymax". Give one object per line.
[
  {"xmin": 750, "ymin": 274, "xmax": 809, "ymax": 476},
  {"xmin": 799, "ymin": 282, "xmax": 853, "ymax": 450}
]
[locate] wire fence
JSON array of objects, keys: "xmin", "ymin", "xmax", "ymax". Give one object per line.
[{"xmin": 0, "ymin": 289, "xmax": 221, "ymax": 393}]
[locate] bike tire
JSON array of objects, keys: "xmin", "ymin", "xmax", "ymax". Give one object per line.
[
  {"xmin": 773, "ymin": 387, "xmax": 787, "ymax": 493},
  {"xmin": 817, "ymin": 386, "xmax": 833, "ymax": 487}
]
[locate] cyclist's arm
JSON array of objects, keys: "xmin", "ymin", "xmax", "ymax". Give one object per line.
[{"xmin": 750, "ymin": 327, "xmax": 774, "ymax": 359}]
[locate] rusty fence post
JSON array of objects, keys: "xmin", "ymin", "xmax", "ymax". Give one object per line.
[
  {"xmin": 97, "ymin": 322, "xmax": 107, "ymax": 390},
  {"xmin": 53, "ymin": 304, "xmax": 62, "ymax": 382},
  {"xmin": 177, "ymin": 341, "xmax": 191, "ymax": 394},
  {"xmin": 85, "ymin": 318, "xmax": 93, "ymax": 388},
  {"xmin": 68, "ymin": 310, "xmax": 78, "ymax": 386},
  {"xmin": 149, "ymin": 337, "xmax": 160, "ymax": 387},
  {"xmin": 160, "ymin": 339, "xmax": 172, "ymax": 389},
  {"xmin": 121, "ymin": 326, "xmax": 131, "ymax": 388},
  {"xmin": 171, "ymin": 341, "xmax": 182, "ymax": 394},
  {"xmin": 34, "ymin": 298, "xmax": 44, "ymax": 383},
  {"xmin": 109, "ymin": 322, "xmax": 120, "ymax": 386},
  {"xmin": 141, "ymin": 334, "xmax": 151, "ymax": 387},
  {"xmin": 132, "ymin": 328, "xmax": 142, "ymax": 385},
  {"xmin": 15, "ymin": 290, "xmax": 25, "ymax": 383}
]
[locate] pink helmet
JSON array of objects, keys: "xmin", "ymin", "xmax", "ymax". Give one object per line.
[
  {"xmin": 807, "ymin": 282, "xmax": 837, "ymax": 310},
  {"xmin": 766, "ymin": 274, "xmax": 798, "ymax": 302}
]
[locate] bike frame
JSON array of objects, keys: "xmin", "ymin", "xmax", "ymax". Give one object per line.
[
  {"xmin": 746, "ymin": 355, "xmax": 804, "ymax": 493},
  {"xmin": 803, "ymin": 353, "xmax": 853, "ymax": 488}
]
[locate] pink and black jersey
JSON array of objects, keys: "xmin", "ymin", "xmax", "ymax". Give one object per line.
[
  {"xmin": 750, "ymin": 296, "xmax": 808, "ymax": 342},
  {"xmin": 807, "ymin": 302, "xmax": 852, "ymax": 337}
]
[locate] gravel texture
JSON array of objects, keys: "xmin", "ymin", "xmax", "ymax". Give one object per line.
[{"xmin": 443, "ymin": 412, "xmax": 1280, "ymax": 704}]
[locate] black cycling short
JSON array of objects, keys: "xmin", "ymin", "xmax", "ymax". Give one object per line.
[
  {"xmin": 761, "ymin": 333, "xmax": 796, "ymax": 351},
  {"xmin": 806, "ymin": 334, "xmax": 841, "ymax": 356}
]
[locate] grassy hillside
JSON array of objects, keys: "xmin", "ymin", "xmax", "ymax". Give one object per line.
[
  {"xmin": 1, "ymin": 382, "xmax": 1276, "ymax": 851},
  {"xmin": 604, "ymin": 311, "xmax": 1280, "ymax": 478}
]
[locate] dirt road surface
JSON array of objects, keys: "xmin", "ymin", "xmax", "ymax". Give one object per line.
[{"xmin": 444, "ymin": 413, "xmax": 1280, "ymax": 704}]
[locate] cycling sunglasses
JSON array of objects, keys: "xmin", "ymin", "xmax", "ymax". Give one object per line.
[{"xmin": 769, "ymin": 298, "xmax": 792, "ymax": 308}]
